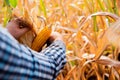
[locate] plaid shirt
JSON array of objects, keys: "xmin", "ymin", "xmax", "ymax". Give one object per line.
[{"xmin": 0, "ymin": 27, "xmax": 66, "ymax": 80}]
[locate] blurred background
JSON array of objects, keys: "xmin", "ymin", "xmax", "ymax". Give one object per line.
[{"xmin": 0, "ymin": 0, "xmax": 120, "ymax": 80}]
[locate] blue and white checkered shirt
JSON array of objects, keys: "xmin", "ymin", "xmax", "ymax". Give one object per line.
[{"xmin": 0, "ymin": 27, "xmax": 66, "ymax": 80}]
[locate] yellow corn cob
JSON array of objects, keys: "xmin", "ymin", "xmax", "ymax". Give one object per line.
[{"xmin": 31, "ymin": 26, "xmax": 51, "ymax": 51}]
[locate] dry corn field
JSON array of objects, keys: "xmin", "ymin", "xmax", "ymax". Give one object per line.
[{"xmin": 1, "ymin": 0, "xmax": 120, "ymax": 80}]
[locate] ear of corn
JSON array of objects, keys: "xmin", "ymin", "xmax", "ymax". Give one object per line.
[{"xmin": 31, "ymin": 26, "xmax": 51, "ymax": 51}]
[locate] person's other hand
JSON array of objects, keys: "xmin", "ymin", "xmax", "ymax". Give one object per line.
[{"xmin": 47, "ymin": 32, "xmax": 63, "ymax": 45}]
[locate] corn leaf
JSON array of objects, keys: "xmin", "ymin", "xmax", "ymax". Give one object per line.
[
  {"xmin": 39, "ymin": 0, "xmax": 47, "ymax": 17},
  {"xmin": 97, "ymin": 0, "xmax": 105, "ymax": 11},
  {"xmin": 4, "ymin": 0, "xmax": 10, "ymax": 6},
  {"xmin": 9, "ymin": 0, "xmax": 17, "ymax": 8},
  {"xmin": 96, "ymin": 56, "xmax": 120, "ymax": 69}
]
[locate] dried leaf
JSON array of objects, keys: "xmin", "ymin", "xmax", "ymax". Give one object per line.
[
  {"xmin": 89, "ymin": 12, "xmax": 119, "ymax": 20},
  {"xmin": 64, "ymin": 66, "xmax": 77, "ymax": 80},
  {"xmin": 96, "ymin": 56, "xmax": 120, "ymax": 69}
]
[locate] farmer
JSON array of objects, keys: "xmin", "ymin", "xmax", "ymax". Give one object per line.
[{"xmin": 0, "ymin": 18, "xmax": 66, "ymax": 80}]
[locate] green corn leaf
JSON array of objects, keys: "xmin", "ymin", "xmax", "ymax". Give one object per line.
[
  {"xmin": 3, "ymin": 17, "xmax": 9, "ymax": 27},
  {"xmin": 40, "ymin": 0, "xmax": 47, "ymax": 17},
  {"xmin": 113, "ymin": 0, "xmax": 118, "ymax": 15},
  {"xmin": 97, "ymin": 0, "xmax": 105, "ymax": 11},
  {"xmin": 9, "ymin": 0, "xmax": 17, "ymax": 8},
  {"xmin": 93, "ymin": 16, "xmax": 99, "ymax": 32},
  {"xmin": 5, "ymin": 0, "xmax": 10, "ymax": 6},
  {"xmin": 70, "ymin": 61, "xmax": 76, "ymax": 66}
]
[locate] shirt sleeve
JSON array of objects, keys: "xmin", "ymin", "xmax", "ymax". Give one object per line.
[
  {"xmin": 40, "ymin": 40, "xmax": 66, "ymax": 77},
  {"xmin": 0, "ymin": 31, "xmax": 66, "ymax": 80}
]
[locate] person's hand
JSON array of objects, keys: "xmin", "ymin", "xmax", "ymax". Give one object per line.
[
  {"xmin": 6, "ymin": 18, "xmax": 31, "ymax": 39},
  {"xmin": 47, "ymin": 32, "xmax": 63, "ymax": 45}
]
